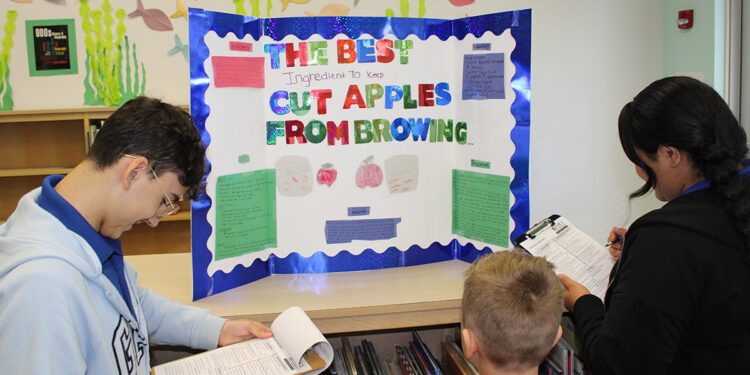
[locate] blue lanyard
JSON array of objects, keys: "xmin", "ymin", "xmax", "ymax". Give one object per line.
[{"xmin": 681, "ymin": 159, "xmax": 750, "ymax": 196}]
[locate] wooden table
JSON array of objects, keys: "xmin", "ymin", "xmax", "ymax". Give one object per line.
[{"xmin": 127, "ymin": 253, "xmax": 469, "ymax": 334}]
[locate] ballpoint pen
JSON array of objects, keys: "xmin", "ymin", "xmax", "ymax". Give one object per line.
[{"xmin": 604, "ymin": 236, "xmax": 623, "ymax": 247}]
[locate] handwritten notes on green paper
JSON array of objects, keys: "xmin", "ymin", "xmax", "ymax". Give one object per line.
[
  {"xmin": 215, "ymin": 169, "xmax": 277, "ymax": 260},
  {"xmin": 452, "ymin": 169, "xmax": 510, "ymax": 247}
]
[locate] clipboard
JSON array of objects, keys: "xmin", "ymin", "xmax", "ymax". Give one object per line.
[
  {"xmin": 513, "ymin": 214, "xmax": 615, "ymax": 299},
  {"xmin": 514, "ymin": 214, "xmax": 561, "ymax": 245}
]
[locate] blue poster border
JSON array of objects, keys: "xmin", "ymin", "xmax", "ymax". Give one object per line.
[{"xmin": 189, "ymin": 8, "xmax": 531, "ymax": 300}]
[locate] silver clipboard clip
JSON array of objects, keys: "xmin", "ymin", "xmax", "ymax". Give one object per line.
[
  {"xmin": 526, "ymin": 217, "xmax": 552, "ymax": 239},
  {"xmin": 514, "ymin": 214, "xmax": 561, "ymax": 246}
]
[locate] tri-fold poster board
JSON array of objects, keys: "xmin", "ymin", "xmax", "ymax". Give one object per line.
[{"xmin": 189, "ymin": 8, "xmax": 531, "ymax": 299}]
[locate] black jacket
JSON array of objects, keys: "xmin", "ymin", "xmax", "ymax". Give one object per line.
[{"xmin": 572, "ymin": 187, "xmax": 750, "ymax": 374}]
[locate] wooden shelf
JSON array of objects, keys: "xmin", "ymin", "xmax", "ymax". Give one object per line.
[
  {"xmin": 126, "ymin": 254, "xmax": 469, "ymax": 334},
  {"xmin": 1, "ymin": 106, "xmax": 191, "ymax": 255},
  {"xmin": 0, "ymin": 167, "xmax": 74, "ymax": 177},
  {"xmin": 0, "ymin": 107, "xmax": 108, "ymax": 123}
]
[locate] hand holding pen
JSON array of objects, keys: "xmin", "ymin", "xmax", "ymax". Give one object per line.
[{"xmin": 606, "ymin": 227, "xmax": 627, "ymax": 261}]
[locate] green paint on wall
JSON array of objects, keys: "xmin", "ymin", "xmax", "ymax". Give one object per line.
[
  {"xmin": 267, "ymin": 0, "xmax": 273, "ymax": 17},
  {"xmin": 250, "ymin": 0, "xmax": 260, "ymax": 17},
  {"xmin": 662, "ymin": 0, "xmax": 717, "ymax": 88},
  {"xmin": 80, "ymin": 0, "xmax": 145, "ymax": 106},
  {"xmin": 0, "ymin": 10, "xmax": 18, "ymax": 111},
  {"xmin": 387, "ymin": 1, "xmax": 423, "ymax": 18},
  {"xmin": 234, "ymin": 0, "xmax": 247, "ymax": 15}
]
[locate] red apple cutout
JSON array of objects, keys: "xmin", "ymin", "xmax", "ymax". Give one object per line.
[
  {"xmin": 316, "ymin": 163, "xmax": 337, "ymax": 187},
  {"xmin": 355, "ymin": 155, "xmax": 383, "ymax": 188}
]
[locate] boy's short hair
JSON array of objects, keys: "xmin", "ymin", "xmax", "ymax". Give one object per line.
[
  {"xmin": 462, "ymin": 249, "xmax": 563, "ymax": 371},
  {"xmin": 87, "ymin": 96, "xmax": 206, "ymax": 199}
]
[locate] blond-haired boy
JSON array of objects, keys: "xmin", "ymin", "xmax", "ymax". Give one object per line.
[{"xmin": 461, "ymin": 250, "xmax": 564, "ymax": 375}]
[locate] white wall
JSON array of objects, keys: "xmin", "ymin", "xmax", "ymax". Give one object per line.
[
  {"xmin": 481, "ymin": 1, "xmax": 665, "ymax": 240},
  {"xmin": 1, "ymin": 0, "xmax": 664, "ymax": 241}
]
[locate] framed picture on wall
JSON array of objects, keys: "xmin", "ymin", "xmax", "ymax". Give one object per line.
[{"xmin": 25, "ymin": 19, "xmax": 78, "ymax": 76}]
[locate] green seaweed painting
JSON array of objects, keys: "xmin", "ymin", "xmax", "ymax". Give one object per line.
[
  {"xmin": 80, "ymin": 0, "xmax": 145, "ymax": 106},
  {"xmin": 0, "ymin": 10, "xmax": 18, "ymax": 111},
  {"xmin": 233, "ymin": 0, "xmax": 247, "ymax": 15},
  {"xmin": 386, "ymin": 0, "xmax": 426, "ymax": 18},
  {"xmin": 234, "ymin": 0, "xmax": 269, "ymax": 17}
]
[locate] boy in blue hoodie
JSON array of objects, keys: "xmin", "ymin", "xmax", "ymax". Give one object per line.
[{"xmin": 0, "ymin": 97, "xmax": 272, "ymax": 374}]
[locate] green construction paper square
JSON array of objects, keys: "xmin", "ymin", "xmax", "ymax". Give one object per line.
[
  {"xmin": 215, "ymin": 169, "xmax": 277, "ymax": 261},
  {"xmin": 25, "ymin": 19, "xmax": 78, "ymax": 77},
  {"xmin": 470, "ymin": 159, "xmax": 491, "ymax": 169},
  {"xmin": 452, "ymin": 169, "xmax": 510, "ymax": 247}
]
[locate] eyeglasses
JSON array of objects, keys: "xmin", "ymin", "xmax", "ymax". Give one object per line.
[{"xmin": 121, "ymin": 154, "xmax": 181, "ymax": 218}]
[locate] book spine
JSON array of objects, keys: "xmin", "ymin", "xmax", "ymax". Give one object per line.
[
  {"xmin": 441, "ymin": 342, "xmax": 466, "ymax": 375},
  {"xmin": 354, "ymin": 346, "xmax": 370, "ymax": 375},
  {"xmin": 335, "ymin": 348, "xmax": 350, "ymax": 375},
  {"xmin": 446, "ymin": 341, "xmax": 478, "ymax": 375},
  {"xmin": 363, "ymin": 339, "xmax": 384, "ymax": 375},
  {"xmin": 407, "ymin": 344, "xmax": 427, "ymax": 375},
  {"xmin": 342, "ymin": 337, "xmax": 359, "ymax": 375},
  {"xmin": 359, "ymin": 343, "xmax": 377, "ymax": 375},
  {"xmin": 409, "ymin": 341, "xmax": 432, "ymax": 375},
  {"xmin": 380, "ymin": 357, "xmax": 392, "ymax": 375},
  {"xmin": 412, "ymin": 332, "xmax": 441, "ymax": 375},
  {"xmin": 395, "ymin": 345, "xmax": 417, "ymax": 375},
  {"xmin": 385, "ymin": 357, "xmax": 400, "ymax": 375}
]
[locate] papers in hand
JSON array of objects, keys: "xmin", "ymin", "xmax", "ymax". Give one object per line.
[
  {"xmin": 152, "ymin": 306, "xmax": 333, "ymax": 375},
  {"xmin": 515, "ymin": 215, "xmax": 615, "ymax": 299}
]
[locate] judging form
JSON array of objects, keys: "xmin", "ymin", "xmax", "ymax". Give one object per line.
[
  {"xmin": 154, "ymin": 337, "xmax": 312, "ymax": 375},
  {"xmin": 518, "ymin": 216, "xmax": 616, "ymax": 299},
  {"xmin": 153, "ymin": 306, "xmax": 333, "ymax": 375}
]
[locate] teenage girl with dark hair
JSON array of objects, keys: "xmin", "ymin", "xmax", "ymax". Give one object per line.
[{"xmin": 558, "ymin": 76, "xmax": 750, "ymax": 374}]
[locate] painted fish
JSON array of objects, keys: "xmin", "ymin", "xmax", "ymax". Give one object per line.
[
  {"xmin": 167, "ymin": 34, "xmax": 188, "ymax": 62},
  {"xmin": 304, "ymin": 3, "xmax": 350, "ymax": 17},
  {"xmin": 281, "ymin": 0, "xmax": 310, "ymax": 12},
  {"xmin": 128, "ymin": 0, "xmax": 174, "ymax": 31},
  {"xmin": 171, "ymin": 0, "xmax": 188, "ymax": 21}
]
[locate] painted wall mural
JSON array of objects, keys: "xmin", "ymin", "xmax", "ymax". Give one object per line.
[
  {"xmin": 0, "ymin": 10, "xmax": 18, "ymax": 110},
  {"xmin": 79, "ymin": 0, "xmax": 144, "ymax": 106},
  {"xmin": 1, "ymin": 0, "xmax": 492, "ymax": 111}
]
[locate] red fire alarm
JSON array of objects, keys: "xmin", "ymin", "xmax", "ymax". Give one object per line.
[{"xmin": 677, "ymin": 9, "xmax": 694, "ymax": 29}]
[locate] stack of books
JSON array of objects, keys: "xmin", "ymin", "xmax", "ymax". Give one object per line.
[
  {"xmin": 539, "ymin": 316, "xmax": 590, "ymax": 375},
  {"xmin": 323, "ymin": 320, "xmax": 590, "ymax": 375},
  {"xmin": 323, "ymin": 332, "xmax": 476, "ymax": 375}
]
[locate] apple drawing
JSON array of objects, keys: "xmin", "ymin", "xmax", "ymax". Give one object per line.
[
  {"xmin": 316, "ymin": 163, "xmax": 337, "ymax": 187},
  {"xmin": 385, "ymin": 154, "xmax": 419, "ymax": 193},
  {"xmin": 275, "ymin": 156, "xmax": 313, "ymax": 196},
  {"xmin": 355, "ymin": 155, "xmax": 383, "ymax": 188}
]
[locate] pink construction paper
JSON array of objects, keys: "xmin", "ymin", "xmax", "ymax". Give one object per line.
[
  {"xmin": 229, "ymin": 42, "xmax": 253, "ymax": 52},
  {"xmin": 211, "ymin": 56, "xmax": 265, "ymax": 88}
]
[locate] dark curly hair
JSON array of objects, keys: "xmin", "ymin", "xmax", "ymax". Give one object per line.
[
  {"xmin": 87, "ymin": 97, "xmax": 206, "ymax": 199},
  {"xmin": 618, "ymin": 76, "xmax": 750, "ymax": 251}
]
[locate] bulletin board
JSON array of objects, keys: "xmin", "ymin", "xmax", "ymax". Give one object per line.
[{"xmin": 189, "ymin": 8, "xmax": 531, "ymax": 299}]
